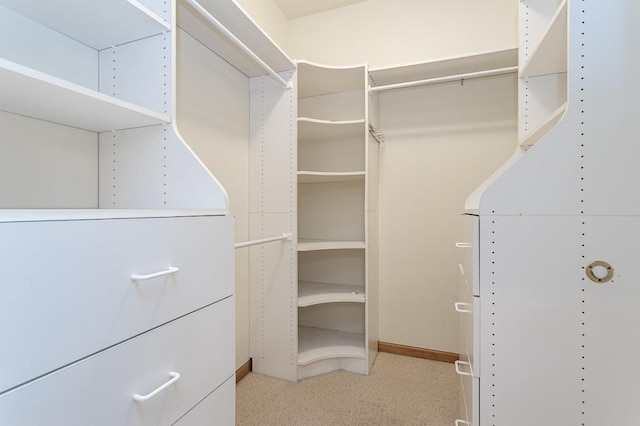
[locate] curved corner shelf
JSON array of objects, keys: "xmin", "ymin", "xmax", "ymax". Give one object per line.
[
  {"xmin": 298, "ymin": 281, "xmax": 365, "ymax": 307},
  {"xmin": 298, "ymin": 117, "xmax": 365, "ymax": 142},
  {"xmin": 296, "ymin": 61, "xmax": 366, "ymax": 98},
  {"xmin": 297, "ymin": 326, "xmax": 366, "ymax": 366},
  {"xmin": 519, "ymin": 102, "xmax": 567, "ymax": 149},
  {"xmin": 297, "ymin": 239, "xmax": 366, "ymax": 252},
  {"xmin": 0, "ymin": 0, "xmax": 169, "ymax": 50},
  {"xmin": 297, "ymin": 171, "xmax": 365, "ymax": 184},
  {"xmin": 0, "ymin": 58, "xmax": 170, "ymax": 132},
  {"xmin": 519, "ymin": 0, "xmax": 568, "ymax": 78}
]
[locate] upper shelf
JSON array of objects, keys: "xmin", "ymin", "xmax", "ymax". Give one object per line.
[
  {"xmin": 0, "ymin": 0, "xmax": 169, "ymax": 50},
  {"xmin": 519, "ymin": 0, "xmax": 568, "ymax": 78},
  {"xmin": 297, "ymin": 61, "xmax": 366, "ymax": 98},
  {"xmin": 369, "ymin": 47, "xmax": 518, "ymax": 88},
  {"xmin": 298, "ymin": 118, "xmax": 365, "ymax": 142},
  {"xmin": 177, "ymin": 0, "xmax": 294, "ymax": 78},
  {"xmin": 0, "ymin": 58, "xmax": 170, "ymax": 132}
]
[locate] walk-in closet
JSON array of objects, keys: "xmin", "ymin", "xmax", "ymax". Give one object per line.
[{"xmin": 2, "ymin": 0, "xmax": 638, "ymax": 425}]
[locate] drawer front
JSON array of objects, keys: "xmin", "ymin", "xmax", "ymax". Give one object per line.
[
  {"xmin": 459, "ymin": 375, "xmax": 479, "ymax": 426},
  {"xmin": 458, "ymin": 215, "xmax": 480, "ymax": 297},
  {"xmin": 174, "ymin": 376, "xmax": 235, "ymax": 426},
  {"xmin": 0, "ymin": 215, "xmax": 234, "ymax": 392},
  {"xmin": 456, "ymin": 267, "xmax": 480, "ymax": 378},
  {"xmin": 0, "ymin": 296, "xmax": 235, "ymax": 426}
]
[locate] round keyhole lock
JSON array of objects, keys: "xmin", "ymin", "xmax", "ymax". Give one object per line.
[{"xmin": 585, "ymin": 260, "xmax": 614, "ymax": 284}]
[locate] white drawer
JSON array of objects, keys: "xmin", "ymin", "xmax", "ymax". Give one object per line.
[
  {"xmin": 0, "ymin": 215, "xmax": 234, "ymax": 392},
  {"xmin": 457, "ymin": 215, "xmax": 479, "ymax": 297},
  {"xmin": 174, "ymin": 376, "xmax": 235, "ymax": 426},
  {"xmin": 458, "ymin": 375, "xmax": 479, "ymax": 426},
  {"xmin": 456, "ymin": 267, "xmax": 480, "ymax": 378},
  {"xmin": 0, "ymin": 296, "xmax": 235, "ymax": 426}
]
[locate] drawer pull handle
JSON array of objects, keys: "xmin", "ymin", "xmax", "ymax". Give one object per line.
[
  {"xmin": 454, "ymin": 360, "xmax": 473, "ymax": 377},
  {"xmin": 131, "ymin": 267, "xmax": 179, "ymax": 281},
  {"xmin": 454, "ymin": 302, "xmax": 473, "ymax": 314},
  {"xmin": 455, "ymin": 420, "xmax": 472, "ymax": 426},
  {"xmin": 455, "ymin": 242, "xmax": 472, "ymax": 248},
  {"xmin": 133, "ymin": 371, "xmax": 180, "ymax": 402}
]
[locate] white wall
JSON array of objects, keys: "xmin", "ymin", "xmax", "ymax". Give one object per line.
[
  {"xmin": 378, "ymin": 75, "xmax": 517, "ymax": 352},
  {"xmin": 286, "ymin": 0, "xmax": 517, "ymax": 68},
  {"xmin": 175, "ymin": 30, "xmax": 251, "ymax": 369},
  {"xmin": 234, "ymin": 0, "xmax": 288, "ymax": 52}
]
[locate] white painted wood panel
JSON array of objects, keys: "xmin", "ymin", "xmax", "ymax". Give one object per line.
[
  {"xmin": 0, "ymin": 0, "xmax": 169, "ymax": 50},
  {"xmin": 0, "ymin": 5, "xmax": 97, "ymax": 89},
  {"xmin": 0, "ymin": 215, "xmax": 233, "ymax": 393},
  {"xmin": 0, "ymin": 298, "xmax": 234, "ymax": 426},
  {"xmin": 0, "ymin": 111, "xmax": 98, "ymax": 209}
]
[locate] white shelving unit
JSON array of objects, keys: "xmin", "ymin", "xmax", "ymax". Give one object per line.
[
  {"xmin": 461, "ymin": 1, "xmax": 640, "ymax": 424},
  {"xmin": 0, "ymin": 0, "xmax": 295, "ymax": 422},
  {"xmin": 295, "ymin": 60, "xmax": 378, "ymax": 380}
]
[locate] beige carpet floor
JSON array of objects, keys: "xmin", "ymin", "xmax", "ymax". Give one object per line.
[{"xmin": 236, "ymin": 352, "xmax": 460, "ymax": 425}]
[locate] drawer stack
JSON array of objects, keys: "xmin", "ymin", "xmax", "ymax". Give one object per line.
[
  {"xmin": 0, "ymin": 215, "xmax": 235, "ymax": 425},
  {"xmin": 455, "ymin": 215, "xmax": 480, "ymax": 426}
]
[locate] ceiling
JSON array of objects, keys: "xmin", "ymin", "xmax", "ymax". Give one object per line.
[{"xmin": 273, "ymin": 0, "xmax": 368, "ymax": 19}]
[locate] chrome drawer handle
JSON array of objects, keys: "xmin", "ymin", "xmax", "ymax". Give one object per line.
[
  {"xmin": 131, "ymin": 266, "xmax": 179, "ymax": 281},
  {"xmin": 455, "ymin": 420, "xmax": 472, "ymax": 425},
  {"xmin": 454, "ymin": 360, "xmax": 473, "ymax": 377},
  {"xmin": 455, "ymin": 242, "xmax": 472, "ymax": 248},
  {"xmin": 454, "ymin": 302, "xmax": 473, "ymax": 314},
  {"xmin": 133, "ymin": 371, "xmax": 181, "ymax": 402}
]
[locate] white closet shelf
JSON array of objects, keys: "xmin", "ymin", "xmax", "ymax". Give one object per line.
[
  {"xmin": 297, "ymin": 61, "xmax": 366, "ymax": 98},
  {"xmin": 298, "ymin": 281, "xmax": 366, "ymax": 307},
  {"xmin": 519, "ymin": 102, "xmax": 568, "ymax": 148},
  {"xmin": 0, "ymin": 209, "xmax": 228, "ymax": 223},
  {"xmin": 177, "ymin": 0, "xmax": 294, "ymax": 78},
  {"xmin": 369, "ymin": 47, "xmax": 518, "ymax": 88},
  {"xmin": 297, "ymin": 326, "xmax": 366, "ymax": 366},
  {"xmin": 0, "ymin": 0, "xmax": 169, "ymax": 50},
  {"xmin": 519, "ymin": 0, "xmax": 568, "ymax": 78},
  {"xmin": 0, "ymin": 58, "xmax": 170, "ymax": 132},
  {"xmin": 298, "ymin": 171, "xmax": 365, "ymax": 184},
  {"xmin": 298, "ymin": 117, "xmax": 365, "ymax": 142},
  {"xmin": 298, "ymin": 239, "xmax": 366, "ymax": 251}
]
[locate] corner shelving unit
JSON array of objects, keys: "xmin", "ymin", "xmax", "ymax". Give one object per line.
[
  {"xmin": 518, "ymin": 0, "xmax": 568, "ymax": 150},
  {"xmin": 296, "ymin": 60, "xmax": 378, "ymax": 380}
]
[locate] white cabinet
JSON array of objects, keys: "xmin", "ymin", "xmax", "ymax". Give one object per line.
[
  {"xmin": 465, "ymin": 0, "xmax": 640, "ymax": 424},
  {"xmin": 0, "ymin": 0, "xmax": 235, "ymax": 423}
]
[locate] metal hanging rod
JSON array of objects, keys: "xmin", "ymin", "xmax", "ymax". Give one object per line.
[
  {"xmin": 369, "ymin": 125, "xmax": 385, "ymax": 144},
  {"xmin": 369, "ymin": 66, "xmax": 518, "ymax": 92},
  {"xmin": 184, "ymin": 0, "xmax": 292, "ymax": 90},
  {"xmin": 235, "ymin": 233, "xmax": 292, "ymax": 249}
]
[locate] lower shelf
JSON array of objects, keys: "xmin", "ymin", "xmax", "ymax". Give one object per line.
[
  {"xmin": 298, "ymin": 281, "xmax": 366, "ymax": 307},
  {"xmin": 297, "ymin": 326, "xmax": 365, "ymax": 366}
]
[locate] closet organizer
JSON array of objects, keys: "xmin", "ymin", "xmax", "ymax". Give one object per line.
[
  {"xmin": 458, "ymin": 0, "xmax": 640, "ymax": 424},
  {"xmin": 0, "ymin": 0, "xmax": 293, "ymax": 424},
  {"xmin": 249, "ymin": 61, "xmax": 380, "ymax": 381}
]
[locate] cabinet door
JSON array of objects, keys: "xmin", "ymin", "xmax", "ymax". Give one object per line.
[
  {"xmin": 0, "ymin": 215, "xmax": 233, "ymax": 392},
  {"xmin": 0, "ymin": 297, "xmax": 235, "ymax": 426}
]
